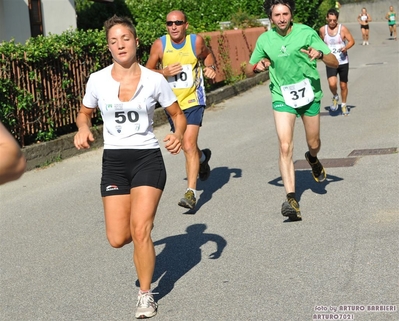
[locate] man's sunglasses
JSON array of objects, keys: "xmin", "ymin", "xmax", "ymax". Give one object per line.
[{"xmin": 166, "ymin": 20, "xmax": 185, "ymax": 26}]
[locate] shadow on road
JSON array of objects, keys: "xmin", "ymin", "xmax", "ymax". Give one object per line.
[
  {"xmin": 268, "ymin": 170, "xmax": 344, "ymax": 202},
  {"xmin": 182, "ymin": 166, "xmax": 242, "ymax": 214},
  {"xmin": 322, "ymin": 104, "xmax": 356, "ymax": 117},
  {"xmin": 139, "ymin": 223, "xmax": 227, "ymax": 302}
]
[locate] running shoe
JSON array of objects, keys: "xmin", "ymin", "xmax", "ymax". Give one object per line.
[
  {"xmin": 362, "ymin": 41, "xmax": 366, "ymax": 46},
  {"xmin": 366, "ymin": 41, "xmax": 369, "ymax": 45},
  {"xmin": 330, "ymin": 94, "xmax": 339, "ymax": 111},
  {"xmin": 135, "ymin": 291, "xmax": 157, "ymax": 319},
  {"xmin": 305, "ymin": 151, "xmax": 327, "ymax": 183},
  {"xmin": 178, "ymin": 189, "xmax": 196, "ymax": 209},
  {"xmin": 199, "ymin": 149, "xmax": 212, "ymax": 181},
  {"xmin": 390, "ymin": 32, "xmax": 393, "ymax": 37},
  {"xmin": 341, "ymin": 104, "xmax": 349, "ymax": 116},
  {"xmin": 281, "ymin": 198, "xmax": 302, "ymax": 221}
]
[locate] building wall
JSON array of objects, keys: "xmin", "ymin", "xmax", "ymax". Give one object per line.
[
  {"xmin": 0, "ymin": 0, "xmax": 31, "ymax": 43},
  {"xmin": 0, "ymin": 0, "xmax": 77, "ymax": 44},
  {"xmin": 41, "ymin": 0, "xmax": 76, "ymax": 35}
]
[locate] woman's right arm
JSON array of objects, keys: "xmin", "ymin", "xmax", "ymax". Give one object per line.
[
  {"xmin": 163, "ymin": 102, "xmax": 186, "ymax": 155},
  {"xmin": 74, "ymin": 105, "xmax": 95, "ymax": 149}
]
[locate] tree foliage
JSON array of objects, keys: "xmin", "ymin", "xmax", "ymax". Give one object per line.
[
  {"xmin": 295, "ymin": 0, "xmax": 325, "ymax": 28},
  {"xmin": 75, "ymin": 0, "xmax": 335, "ymax": 46},
  {"xmin": 75, "ymin": 0, "xmax": 135, "ymax": 31},
  {"xmin": 296, "ymin": 0, "xmax": 336, "ymax": 30},
  {"xmin": 113, "ymin": 0, "xmax": 267, "ymax": 46}
]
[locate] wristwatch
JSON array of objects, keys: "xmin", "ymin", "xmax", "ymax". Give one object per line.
[
  {"xmin": 317, "ymin": 50, "xmax": 324, "ymax": 59},
  {"xmin": 253, "ymin": 63, "xmax": 261, "ymax": 74}
]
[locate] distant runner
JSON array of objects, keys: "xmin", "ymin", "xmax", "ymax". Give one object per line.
[
  {"xmin": 357, "ymin": 7, "xmax": 372, "ymax": 45},
  {"xmin": 319, "ymin": 8, "xmax": 355, "ymax": 115},
  {"xmin": 385, "ymin": 6, "xmax": 397, "ymax": 40}
]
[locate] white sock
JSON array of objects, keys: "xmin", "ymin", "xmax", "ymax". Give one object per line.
[
  {"xmin": 187, "ymin": 188, "xmax": 197, "ymax": 198},
  {"xmin": 139, "ymin": 289, "xmax": 150, "ymax": 295}
]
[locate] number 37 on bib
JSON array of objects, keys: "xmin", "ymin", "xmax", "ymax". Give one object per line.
[{"xmin": 281, "ymin": 78, "xmax": 315, "ymax": 108}]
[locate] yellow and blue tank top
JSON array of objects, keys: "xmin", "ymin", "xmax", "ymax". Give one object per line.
[{"xmin": 161, "ymin": 34, "xmax": 206, "ymax": 110}]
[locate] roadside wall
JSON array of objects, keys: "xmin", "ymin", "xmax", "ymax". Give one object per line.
[
  {"xmin": 201, "ymin": 27, "xmax": 267, "ymax": 83},
  {"xmin": 339, "ymin": 1, "xmax": 394, "ymax": 23}
]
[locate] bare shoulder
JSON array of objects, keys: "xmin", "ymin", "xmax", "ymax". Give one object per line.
[
  {"xmin": 151, "ymin": 38, "xmax": 163, "ymax": 51},
  {"xmin": 341, "ymin": 25, "xmax": 353, "ymax": 37},
  {"xmin": 195, "ymin": 34, "xmax": 209, "ymax": 57},
  {"xmin": 147, "ymin": 38, "xmax": 163, "ymax": 64},
  {"xmin": 195, "ymin": 34, "xmax": 206, "ymax": 46},
  {"xmin": 340, "ymin": 24, "xmax": 349, "ymax": 32}
]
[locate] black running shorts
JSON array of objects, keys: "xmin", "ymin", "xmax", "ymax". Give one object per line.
[
  {"xmin": 326, "ymin": 63, "xmax": 349, "ymax": 83},
  {"xmin": 100, "ymin": 148, "xmax": 166, "ymax": 197}
]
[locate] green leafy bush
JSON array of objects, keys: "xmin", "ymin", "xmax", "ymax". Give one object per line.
[
  {"xmin": 75, "ymin": 0, "xmax": 135, "ymax": 31},
  {"xmin": 230, "ymin": 9, "xmax": 263, "ymax": 29}
]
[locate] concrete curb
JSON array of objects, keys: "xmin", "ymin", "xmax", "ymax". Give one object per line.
[{"xmin": 22, "ymin": 72, "xmax": 269, "ymax": 171}]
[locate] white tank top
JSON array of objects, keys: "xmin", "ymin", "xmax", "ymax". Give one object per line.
[
  {"xmin": 324, "ymin": 24, "xmax": 349, "ymax": 65},
  {"xmin": 360, "ymin": 14, "xmax": 368, "ymax": 22}
]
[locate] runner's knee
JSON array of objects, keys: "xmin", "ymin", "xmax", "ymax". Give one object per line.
[
  {"xmin": 307, "ymin": 138, "xmax": 321, "ymax": 152},
  {"xmin": 107, "ymin": 232, "xmax": 132, "ymax": 248},
  {"xmin": 279, "ymin": 142, "xmax": 293, "ymax": 158}
]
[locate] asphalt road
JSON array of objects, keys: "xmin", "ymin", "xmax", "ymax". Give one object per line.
[{"xmin": 1, "ymin": 22, "xmax": 398, "ymax": 321}]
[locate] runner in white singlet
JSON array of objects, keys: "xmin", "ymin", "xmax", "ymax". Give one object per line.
[
  {"xmin": 357, "ymin": 7, "xmax": 372, "ymax": 45},
  {"xmin": 74, "ymin": 15, "xmax": 186, "ymax": 320},
  {"xmin": 320, "ymin": 8, "xmax": 355, "ymax": 115}
]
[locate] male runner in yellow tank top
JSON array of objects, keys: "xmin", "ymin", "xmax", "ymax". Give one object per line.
[{"xmin": 146, "ymin": 10, "xmax": 216, "ymax": 210}]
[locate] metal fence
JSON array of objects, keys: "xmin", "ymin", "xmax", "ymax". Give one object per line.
[{"xmin": 0, "ymin": 50, "xmax": 113, "ymax": 146}]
